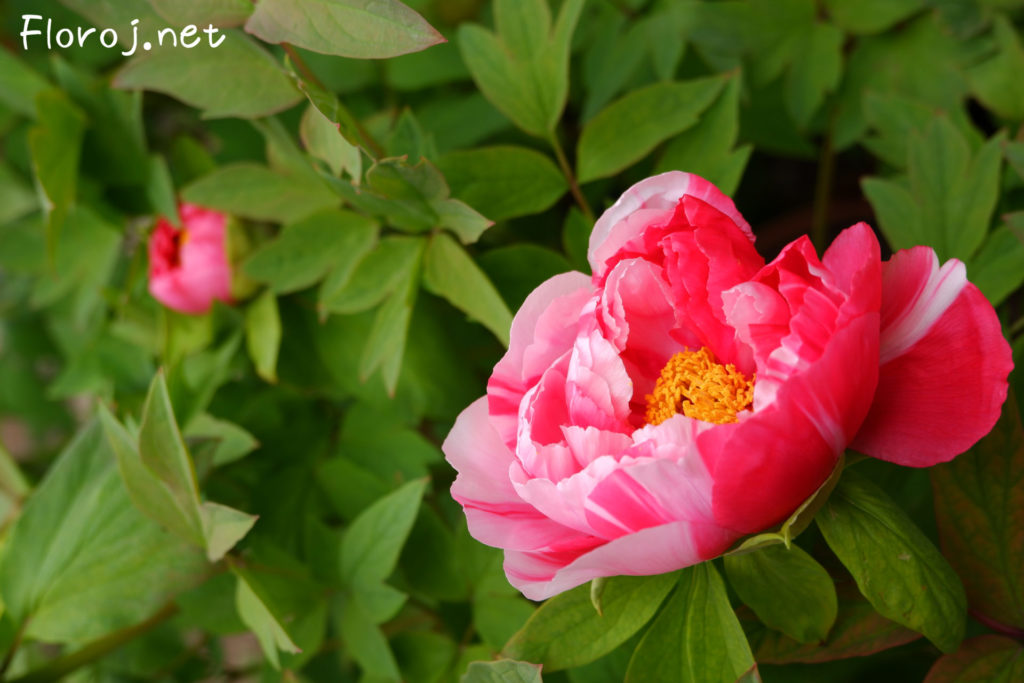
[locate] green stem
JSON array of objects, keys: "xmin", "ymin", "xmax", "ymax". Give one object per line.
[
  {"xmin": 811, "ymin": 121, "xmax": 836, "ymax": 253},
  {"xmin": 548, "ymin": 131, "xmax": 594, "ymax": 223},
  {"xmin": 7, "ymin": 603, "xmax": 179, "ymax": 683}
]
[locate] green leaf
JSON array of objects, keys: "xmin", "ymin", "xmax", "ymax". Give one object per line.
[
  {"xmin": 656, "ymin": 74, "xmax": 750, "ymax": 195},
  {"xmin": 319, "ymin": 235, "xmax": 421, "ymax": 316},
  {"xmin": 744, "ymin": 582, "xmax": 921, "ymax": 664},
  {"xmin": 861, "ymin": 90, "xmax": 936, "ymax": 168},
  {"xmin": 725, "ymin": 544, "xmax": 837, "ymax": 644},
  {"xmin": 434, "ymin": 198, "xmax": 494, "ymax": 244},
  {"xmin": 861, "ymin": 177, "xmax": 924, "ymax": 251},
  {"xmin": 504, "ymin": 572, "xmax": 678, "ymax": 671},
  {"xmin": 336, "ymin": 595, "xmax": 400, "ymax": 680},
  {"xmin": 438, "ymin": 145, "xmax": 567, "ymax": 221},
  {"xmin": 822, "ymin": 0, "xmax": 924, "ymax": 35},
  {"xmin": 0, "ymin": 49, "xmax": 49, "ymax": 118},
  {"xmin": 458, "ymin": 0, "xmax": 585, "ymax": 137},
  {"xmin": 134, "ymin": 374, "xmax": 205, "ymax": 536},
  {"xmin": 864, "ymin": 113, "xmax": 1004, "ymax": 260},
  {"xmin": 101, "ymin": 404, "xmax": 203, "ymax": 547},
  {"xmin": 924, "ymin": 635, "xmax": 1024, "ymax": 683},
  {"xmin": 816, "ymin": 471, "xmax": 967, "ymax": 652},
  {"xmin": 199, "ymin": 502, "xmax": 257, "ymax": 563},
  {"xmin": 106, "ymin": 375, "xmax": 256, "ymax": 561},
  {"xmin": 184, "ymin": 413, "xmax": 258, "ymax": 468},
  {"xmin": 966, "ymin": 15, "xmax": 1024, "ymax": 121},
  {"xmin": 244, "ymin": 0, "xmax": 444, "ymax": 59},
  {"xmin": 359, "ymin": 262, "xmax": 420, "ymax": 393},
  {"xmin": 29, "ymin": 90, "xmax": 86, "ymax": 248},
  {"xmin": 784, "ymin": 22, "xmax": 843, "ymax": 127},
  {"xmin": 967, "ymin": 224, "xmax": 1024, "ymax": 306},
  {"xmin": 577, "ymin": 77, "xmax": 726, "ymax": 183},
  {"xmin": 581, "ymin": 10, "xmax": 649, "ymax": 120},
  {"xmin": 181, "ymin": 163, "xmax": 339, "ymax": 223},
  {"xmin": 624, "ymin": 564, "xmax": 758, "ymax": 683},
  {"xmin": 462, "ymin": 660, "xmax": 543, "ymax": 683},
  {"xmin": 0, "ymin": 422, "xmax": 206, "ymax": 643},
  {"xmin": 930, "ymin": 393, "xmax": 1024, "ymax": 630},
  {"xmin": 235, "ymin": 570, "xmax": 301, "ymax": 670},
  {"xmin": 300, "ymin": 103, "xmax": 362, "ymax": 178},
  {"xmin": 909, "ymin": 120, "xmax": 1003, "ymax": 261},
  {"xmin": 245, "ymin": 290, "xmax": 282, "ymax": 383},
  {"xmin": 147, "ymin": 0, "xmax": 253, "ymax": 27},
  {"xmin": 422, "ymin": 232, "xmax": 513, "ymax": 346},
  {"xmin": 243, "ymin": 209, "xmax": 378, "ymax": 293},
  {"xmin": 478, "ymin": 245, "xmax": 572, "ymax": 310},
  {"xmin": 115, "ymin": 31, "xmax": 300, "ymax": 118},
  {"xmin": 339, "ymin": 478, "xmax": 427, "ymax": 587},
  {"xmin": 146, "ymin": 154, "xmax": 180, "ymax": 226}
]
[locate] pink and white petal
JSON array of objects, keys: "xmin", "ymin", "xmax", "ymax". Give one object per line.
[
  {"xmin": 702, "ymin": 314, "xmax": 879, "ymax": 534},
  {"xmin": 504, "ymin": 518, "xmax": 737, "ymax": 601},
  {"xmin": 566, "ymin": 304, "xmax": 634, "ymax": 433},
  {"xmin": 511, "ymin": 455, "xmax": 625, "ymax": 537},
  {"xmin": 588, "ymin": 172, "xmax": 753, "ymax": 278},
  {"xmin": 445, "ymin": 398, "xmax": 587, "ymax": 552},
  {"xmin": 853, "ymin": 249, "xmax": 1012, "ymax": 466},
  {"xmin": 488, "ymin": 273, "xmax": 592, "ymax": 448},
  {"xmin": 821, "ymin": 222, "xmax": 882, "ymax": 313}
]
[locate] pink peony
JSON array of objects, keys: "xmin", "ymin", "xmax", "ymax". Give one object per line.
[
  {"xmin": 148, "ymin": 203, "xmax": 233, "ymax": 315},
  {"xmin": 444, "ymin": 172, "xmax": 1012, "ymax": 601}
]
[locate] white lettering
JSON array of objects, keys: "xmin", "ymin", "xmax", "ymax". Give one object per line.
[{"xmin": 20, "ymin": 14, "xmax": 42, "ymax": 50}]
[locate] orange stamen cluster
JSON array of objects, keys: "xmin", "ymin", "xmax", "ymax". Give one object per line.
[{"xmin": 644, "ymin": 347, "xmax": 755, "ymax": 426}]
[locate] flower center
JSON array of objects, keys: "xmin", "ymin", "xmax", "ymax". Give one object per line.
[{"xmin": 644, "ymin": 347, "xmax": 755, "ymax": 426}]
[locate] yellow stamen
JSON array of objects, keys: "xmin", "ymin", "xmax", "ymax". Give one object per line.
[{"xmin": 644, "ymin": 347, "xmax": 754, "ymax": 426}]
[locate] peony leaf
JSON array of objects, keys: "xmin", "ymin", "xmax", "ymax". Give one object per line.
[
  {"xmin": 577, "ymin": 76, "xmax": 726, "ymax": 183},
  {"xmin": 741, "ymin": 582, "xmax": 921, "ymax": 664},
  {"xmin": 0, "ymin": 49, "xmax": 48, "ymax": 118},
  {"xmin": 244, "ymin": 0, "xmax": 445, "ymax": 59},
  {"xmin": 783, "ymin": 22, "xmax": 843, "ymax": 127},
  {"xmin": 29, "ymin": 90, "xmax": 85, "ymax": 250},
  {"xmin": 339, "ymin": 478, "xmax": 427, "ymax": 587},
  {"xmin": 300, "ymin": 104, "xmax": 362, "ymax": 179},
  {"xmin": 923, "ymin": 635, "xmax": 1024, "ymax": 683},
  {"xmin": 930, "ymin": 392, "xmax": 1024, "ymax": 630},
  {"xmin": 462, "ymin": 659, "xmax": 543, "ymax": 683},
  {"xmin": 504, "ymin": 572, "xmax": 677, "ymax": 671},
  {"xmin": 244, "ymin": 290, "xmax": 282, "ymax": 384},
  {"xmin": 114, "ymin": 31, "xmax": 301, "ymax": 119},
  {"xmin": 182, "ymin": 163, "xmax": 339, "ymax": 224},
  {"xmin": 243, "ymin": 209, "xmax": 378, "ymax": 294},
  {"xmin": 458, "ymin": 0, "xmax": 585, "ymax": 137},
  {"xmin": 147, "ymin": 0, "xmax": 252, "ymax": 27},
  {"xmin": 422, "ymin": 233, "xmax": 513, "ymax": 346},
  {"xmin": 234, "ymin": 570, "xmax": 301, "ymax": 670},
  {"xmin": 319, "ymin": 236, "xmax": 421, "ymax": 317},
  {"xmin": 725, "ymin": 544, "xmax": 838, "ymax": 644},
  {"xmin": 0, "ymin": 421, "xmax": 206, "ymax": 643},
  {"xmin": 965, "ymin": 15, "xmax": 1024, "ymax": 121},
  {"xmin": 821, "ymin": 0, "xmax": 924, "ymax": 35},
  {"xmin": 624, "ymin": 564, "xmax": 758, "ymax": 683},
  {"xmin": 438, "ymin": 146, "xmax": 567, "ymax": 222},
  {"xmin": 817, "ymin": 471, "xmax": 967, "ymax": 653}
]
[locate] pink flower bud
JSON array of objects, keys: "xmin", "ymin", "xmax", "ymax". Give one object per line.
[{"xmin": 148, "ymin": 203, "xmax": 234, "ymax": 315}]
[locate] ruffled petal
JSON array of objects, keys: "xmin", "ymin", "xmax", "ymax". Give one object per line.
[
  {"xmin": 445, "ymin": 398, "xmax": 589, "ymax": 552},
  {"xmin": 504, "ymin": 518, "xmax": 736, "ymax": 601},
  {"xmin": 488, "ymin": 273, "xmax": 593, "ymax": 449},
  {"xmin": 852, "ymin": 247, "xmax": 1012, "ymax": 466},
  {"xmin": 702, "ymin": 313, "xmax": 880, "ymax": 534},
  {"xmin": 588, "ymin": 172, "xmax": 753, "ymax": 278}
]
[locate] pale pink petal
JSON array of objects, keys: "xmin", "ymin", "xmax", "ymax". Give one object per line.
[
  {"xmin": 488, "ymin": 272, "xmax": 592, "ymax": 448},
  {"xmin": 504, "ymin": 518, "xmax": 737, "ymax": 601},
  {"xmin": 852, "ymin": 248, "xmax": 1012, "ymax": 467},
  {"xmin": 445, "ymin": 398, "xmax": 589, "ymax": 552},
  {"xmin": 588, "ymin": 172, "xmax": 753, "ymax": 278}
]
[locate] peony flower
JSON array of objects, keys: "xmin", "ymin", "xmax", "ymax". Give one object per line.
[
  {"xmin": 148, "ymin": 203, "xmax": 234, "ymax": 315},
  {"xmin": 443, "ymin": 172, "xmax": 1012, "ymax": 601}
]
